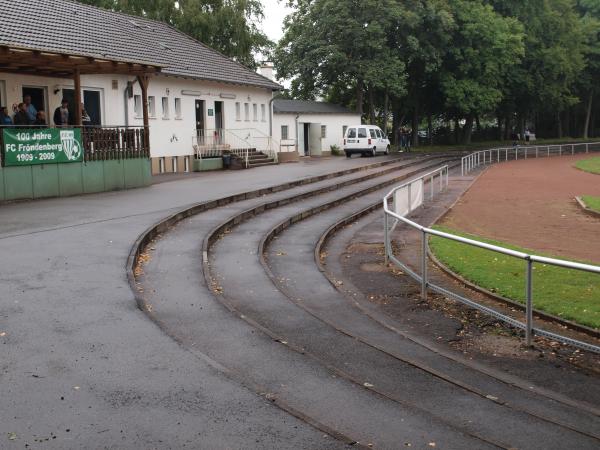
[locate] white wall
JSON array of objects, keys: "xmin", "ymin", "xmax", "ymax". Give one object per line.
[
  {"xmin": 272, "ymin": 112, "xmax": 362, "ymax": 155},
  {"xmin": 0, "ymin": 72, "xmax": 275, "ymax": 158},
  {"xmin": 128, "ymin": 76, "xmax": 273, "ymax": 157}
]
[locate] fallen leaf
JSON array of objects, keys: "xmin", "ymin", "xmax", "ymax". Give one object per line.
[
  {"xmin": 363, "ymin": 382, "xmax": 374, "ymax": 388},
  {"xmin": 7, "ymin": 432, "xmax": 17, "ymax": 440}
]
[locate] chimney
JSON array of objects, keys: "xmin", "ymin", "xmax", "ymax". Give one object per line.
[{"xmin": 258, "ymin": 62, "xmax": 275, "ymax": 81}]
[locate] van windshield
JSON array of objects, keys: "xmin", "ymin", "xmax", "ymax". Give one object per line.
[
  {"xmin": 370, "ymin": 129, "xmax": 377, "ymax": 138},
  {"xmin": 358, "ymin": 128, "xmax": 367, "ymax": 138}
]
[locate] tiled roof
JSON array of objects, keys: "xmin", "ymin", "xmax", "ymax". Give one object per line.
[
  {"xmin": 273, "ymin": 99, "xmax": 358, "ymax": 115},
  {"xmin": 0, "ymin": 0, "xmax": 281, "ymax": 90}
]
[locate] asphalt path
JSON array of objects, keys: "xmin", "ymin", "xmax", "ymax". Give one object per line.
[{"xmin": 0, "ymin": 155, "xmax": 414, "ymax": 449}]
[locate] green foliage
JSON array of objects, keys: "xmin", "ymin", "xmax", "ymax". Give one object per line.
[
  {"xmin": 581, "ymin": 195, "xmax": 600, "ymax": 212},
  {"xmin": 330, "ymin": 145, "xmax": 342, "ymax": 156},
  {"xmin": 277, "ymin": 0, "xmax": 599, "ymax": 144},
  {"xmin": 76, "ymin": 0, "xmax": 272, "ymax": 68},
  {"xmin": 575, "ymin": 156, "xmax": 600, "ymax": 174},
  {"xmin": 429, "ymin": 225, "xmax": 600, "ymax": 329}
]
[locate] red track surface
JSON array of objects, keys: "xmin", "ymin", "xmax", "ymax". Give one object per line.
[{"xmin": 441, "ymin": 154, "xmax": 600, "ymax": 264}]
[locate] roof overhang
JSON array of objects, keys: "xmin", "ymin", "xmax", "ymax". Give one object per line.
[{"xmin": 0, "ymin": 45, "xmax": 163, "ymax": 78}]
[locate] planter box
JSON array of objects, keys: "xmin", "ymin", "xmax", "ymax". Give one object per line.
[
  {"xmin": 193, "ymin": 157, "xmax": 223, "ymax": 172},
  {"xmin": 277, "ymin": 151, "xmax": 300, "ymax": 163}
]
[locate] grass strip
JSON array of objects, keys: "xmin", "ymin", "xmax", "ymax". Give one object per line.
[
  {"xmin": 575, "ymin": 156, "xmax": 600, "ymax": 175},
  {"xmin": 429, "ymin": 225, "xmax": 600, "ymax": 329},
  {"xmin": 581, "ymin": 195, "xmax": 600, "ymax": 213}
]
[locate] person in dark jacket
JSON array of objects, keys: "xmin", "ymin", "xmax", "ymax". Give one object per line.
[
  {"xmin": 13, "ymin": 103, "xmax": 30, "ymax": 126},
  {"xmin": 33, "ymin": 110, "xmax": 47, "ymax": 126},
  {"xmin": 0, "ymin": 106, "xmax": 12, "ymax": 125},
  {"xmin": 53, "ymin": 99, "xmax": 72, "ymax": 127}
]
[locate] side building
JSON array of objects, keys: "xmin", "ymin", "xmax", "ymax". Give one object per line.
[
  {"xmin": 272, "ymin": 99, "xmax": 362, "ymax": 157},
  {"xmin": 0, "ymin": 0, "xmax": 281, "ymax": 187}
]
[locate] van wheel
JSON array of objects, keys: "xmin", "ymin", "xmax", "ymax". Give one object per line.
[
  {"xmin": 385, "ymin": 145, "xmax": 390, "ymax": 155},
  {"xmin": 371, "ymin": 148, "xmax": 377, "ymax": 157},
  {"xmin": 345, "ymin": 151, "xmax": 351, "ymax": 158}
]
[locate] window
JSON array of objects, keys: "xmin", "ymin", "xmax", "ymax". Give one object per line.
[
  {"xmin": 235, "ymin": 102, "xmax": 241, "ymax": 121},
  {"xmin": 376, "ymin": 129, "xmax": 382, "ymax": 138},
  {"xmin": 174, "ymin": 98, "xmax": 182, "ymax": 119},
  {"xmin": 321, "ymin": 125, "xmax": 327, "ymax": 138},
  {"xmin": 343, "ymin": 125, "xmax": 348, "ymax": 137},
  {"xmin": 369, "ymin": 129, "xmax": 377, "ymax": 138},
  {"xmin": 172, "ymin": 157, "xmax": 178, "ymax": 173},
  {"xmin": 253, "ymin": 103, "xmax": 258, "ymax": 121},
  {"xmin": 134, "ymin": 95, "xmax": 142, "ymax": 117},
  {"xmin": 261, "ymin": 104, "xmax": 266, "ymax": 122},
  {"xmin": 158, "ymin": 157, "xmax": 165, "ymax": 173},
  {"xmin": 244, "ymin": 103, "xmax": 249, "ymax": 121},
  {"xmin": 281, "ymin": 125, "xmax": 289, "ymax": 140},
  {"xmin": 148, "ymin": 96, "xmax": 156, "ymax": 117},
  {"xmin": 347, "ymin": 128, "xmax": 356, "ymax": 138},
  {"xmin": 161, "ymin": 97, "xmax": 169, "ymax": 119},
  {"xmin": 358, "ymin": 128, "xmax": 367, "ymax": 138}
]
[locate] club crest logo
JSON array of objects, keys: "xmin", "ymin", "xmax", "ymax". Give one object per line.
[{"xmin": 60, "ymin": 130, "xmax": 82, "ymax": 161}]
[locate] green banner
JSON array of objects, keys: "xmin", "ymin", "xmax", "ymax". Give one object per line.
[{"xmin": 3, "ymin": 128, "xmax": 83, "ymax": 166}]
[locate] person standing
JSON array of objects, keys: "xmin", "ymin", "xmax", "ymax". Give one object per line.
[
  {"xmin": 33, "ymin": 110, "xmax": 47, "ymax": 126},
  {"xmin": 23, "ymin": 95, "xmax": 37, "ymax": 123},
  {"xmin": 13, "ymin": 103, "xmax": 31, "ymax": 126},
  {"xmin": 53, "ymin": 99, "xmax": 71, "ymax": 127},
  {"xmin": 0, "ymin": 106, "xmax": 12, "ymax": 125}
]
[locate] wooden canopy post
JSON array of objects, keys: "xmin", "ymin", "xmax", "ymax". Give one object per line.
[
  {"xmin": 136, "ymin": 75, "xmax": 151, "ymax": 155},
  {"xmin": 73, "ymin": 68, "xmax": 82, "ymax": 126}
]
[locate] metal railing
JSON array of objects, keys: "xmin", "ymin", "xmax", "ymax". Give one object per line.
[
  {"xmin": 461, "ymin": 141, "xmax": 600, "ymax": 176},
  {"xmin": 383, "ymin": 167, "xmax": 600, "ymax": 354},
  {"xmin": 193, "ymin": 129, "xmax": 251, "ymax": 168}
]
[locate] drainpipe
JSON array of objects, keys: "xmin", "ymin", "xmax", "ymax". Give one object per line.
[
  {"xmin": 295, "ymin": 114, "xmax": 299, "ymax": 153},
  {"xmin": 269, "ymin": 92, "xmax": 275, "ymax": 137},
  {"xmin": 124, "ymin": 78, "xmax": 138, "ymax": 126}
]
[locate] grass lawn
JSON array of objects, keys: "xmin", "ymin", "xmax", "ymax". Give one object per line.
[
  {"xmin": 575, "ymin": 156, "xmax": 600, "ymax": 175},
  {"xmin": 429, "ymin": 225, "xmax": 600, "ymax": 329},
  {"xmin": 582, "ymin": 195, "xmax": 600, "ymax": 213}
]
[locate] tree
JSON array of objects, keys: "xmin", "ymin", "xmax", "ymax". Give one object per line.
[
  {"xmin": 275, "ymin": 0, "xmax": 406, "ymax": 115},
  {"xmin": 77, "ymin": 0, "xmax": 272, "ymax": 68},
  {"xmin": 441, "ymin": 0, "xmax": 524, "ymax": 143}
]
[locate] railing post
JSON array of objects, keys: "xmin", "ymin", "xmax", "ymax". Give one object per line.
[
  {"xmin": 421, "ymin": 229, "xmax": 428, "ymax": 300},
  {"xmin": 586, "ymin": 143, "xmax": 589, "ymax": 153},
  {"xmin": 430, "ymin": 175, "xmax": 434, "ymax": 199},
  {"xmin": 525, "ymin": 258, "xmax": 533, "ymax": 347},
  {"xmin": 407, "ymin": 183, "xmax": 412, "ymax": 214},
  {"xmin": 384, "ymin": 209, "xmax": 390, "ymax": 265},
  {"xmin": 572, "ymin": 144, "xmax": 574, "ymax": 155}
]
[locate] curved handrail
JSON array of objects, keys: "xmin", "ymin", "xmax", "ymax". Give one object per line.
[
  {"xmin": 383, "ymin": 167, "xmax": 600, "ymax": 354},
  {"xmin": 461, "ymin": 141, "xmax": 600, "ymax": 176}
]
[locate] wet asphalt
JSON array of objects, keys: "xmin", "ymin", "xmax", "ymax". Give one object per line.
[{"xmin": 0, "ymin": 156, "xmax": 412, "ymax": 449}]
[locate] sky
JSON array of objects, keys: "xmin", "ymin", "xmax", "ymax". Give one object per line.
[{"xmin": 260, "ymin": 0, "xmax": 293, "ymax": 43}]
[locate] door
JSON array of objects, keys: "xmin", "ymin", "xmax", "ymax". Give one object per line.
[
  {"xmin": 195, "ymin": 100, "xmax": 205, "ymax": 144},
  {"xmin": 22, "ymin": 86, "xmax": 46, "ymax": 116},
  {"xmin": 83, "ymin": 90, "xmax": 101, "ymax": 125},
  {"xmin": 303, "ymin": 123, "xmax": 310, "ymax": 156},
  {"xmin": 214, "ymin": 101, "xmax": 223, "ymax": 143},
  {"xmin": 309, "ymin": 123, "xmax": 322, "ymax": 156}
]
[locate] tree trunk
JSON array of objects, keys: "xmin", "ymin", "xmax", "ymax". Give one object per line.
[
  {"xmin": 557, "ymin": 112, "xmax": 563, "ymax": 138},
  {"xmin": 356, "ymin": 79, "xmax": 364, "ymax": 115},
  {"xmin": 427, "ymin": 114, "xmax": 433, "ymax": 146},
  {"xmin": 583, "ymin": 92, "xmax": 593, "ymax": 139},
  {"xmin": 392, "ymin": 110, "xmax": 400, "ymax": 145},
  {"xmin": 368, "ymin": 85, "xmax": 376, "ymax": 125},
  {"xmin": 411, "ymin": 102, "xmax": 419, "ymax": 147},
  {"xmin": 454, "ymin": 117, "xmax": 460, "ymax": 144},
  {"xmin": 497, "ymin": 113, "xmax": 503, "ymax": 140},
  {"xmin": 383, "ymin": 89, "xmax": 389, "ymax": 134},
  {"xmin": 565, "ymin": 108, "xmax": 571, "ymax": 137},
  {"xmin": 504, "ymin": 116, "xmax": 511, "ymax": 140},
  {"xmin": 462, "ymin": 115, "xmax": 474, "ymax": 144}
]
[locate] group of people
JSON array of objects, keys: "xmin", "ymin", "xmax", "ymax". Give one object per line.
[
  {"xmin": 399, "ymin": 127, "xmax": 412, "ymax": 152},
  {"xmin": 0, "ymin": 96, "xmax": 91, "ymax": 128}
]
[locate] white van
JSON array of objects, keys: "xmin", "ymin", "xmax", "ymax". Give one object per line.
[{"xmin": 343, "ymin": 125, "xmax": 390, "ymax": 157}]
